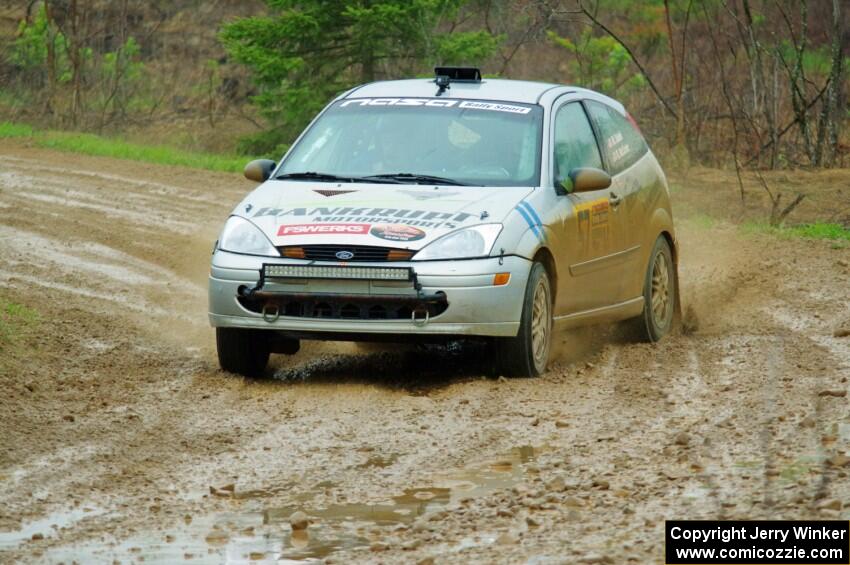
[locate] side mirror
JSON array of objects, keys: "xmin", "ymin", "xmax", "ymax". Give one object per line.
[
  {"xmin": 560, "ymin": 167, "xmax": 612, "ymax": 194},
  {"xmin": 244, "ymin": 159, "xmax": 276, "ymax": 182}
]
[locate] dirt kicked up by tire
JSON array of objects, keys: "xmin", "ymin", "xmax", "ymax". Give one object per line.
[{"xmin": 1, "ymin": 144, "xmax": 849, "ymax": 564}]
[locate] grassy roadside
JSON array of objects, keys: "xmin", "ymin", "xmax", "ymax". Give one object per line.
[
  {"xmin": 742, "ymin": 221, "xmax": 850, "ymax": 245},
  {"xmin": 0, "ymin": 121, "xmax": 245, "ymax": 173},
  {"xmin": 680, "ymin": 212, "xmax": 850, "ymax": 245},
  {"xmin": 681, "ymin": 211, "xmax": 850, "ymax": 245}
]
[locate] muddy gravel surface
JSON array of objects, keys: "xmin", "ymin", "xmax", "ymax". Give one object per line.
[{"xmin": 1, "ymin": 141, "xmax": 849, "ymax": 564}]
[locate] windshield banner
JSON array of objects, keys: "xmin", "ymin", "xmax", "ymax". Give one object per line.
[{"xmin": 338, "ymin": 98, "xmax": 532, "ymax": 114}]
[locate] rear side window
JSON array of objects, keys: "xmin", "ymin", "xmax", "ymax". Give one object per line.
[
  {"xmin": 552, "ymin": 102, "xmax": 603, "ymax": 182},
  {"xmin": 585, "ymin": 101, "xmax": 647, "ymax": 175}
]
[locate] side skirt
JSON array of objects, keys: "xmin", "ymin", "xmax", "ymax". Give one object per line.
[{"xmin": 553, "ymin": 296, "xmax": 644, "ymax": 331}]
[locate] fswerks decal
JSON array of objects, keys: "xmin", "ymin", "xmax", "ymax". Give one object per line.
[
  {"xmin": 276, "ymin": 222, "xmax": 427, "ymax": 241},
  {"xmin": 277, "ymin": 223, "xmax": 370, "ymax": 236},
  {"xmin": 254, "ymin": 206, "xmax": 475, "ymax": 230}
]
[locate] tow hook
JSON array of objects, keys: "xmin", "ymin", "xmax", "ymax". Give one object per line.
[
  {"xmin": 411, "ymin": 308, "xmax": 430, "ymax": 326},
  {"xmin": 262, "ymin": 304, "xmax": 280, "ymax": 323}
]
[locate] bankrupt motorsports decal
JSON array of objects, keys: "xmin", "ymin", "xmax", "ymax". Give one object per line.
[{"xmin": 254, "ymin": 206, "xmax": 475, "ymax": 230}]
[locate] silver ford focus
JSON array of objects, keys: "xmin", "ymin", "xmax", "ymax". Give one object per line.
[{"xmin": 209, "ymin": 67, "xmax": 678, "ymax": 378}]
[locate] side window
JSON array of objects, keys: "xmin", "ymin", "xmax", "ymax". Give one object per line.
[
  {"xmin": 585, "ymin": 100, "xmax": 648, "ymax": 175},
  {"xmin": 552, "ymin": 102, "xmax": 603, "ymax": 183}
]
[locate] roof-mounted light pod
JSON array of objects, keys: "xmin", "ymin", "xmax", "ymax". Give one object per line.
[{"xmin": 434, "ymin": 66, "xmax": 481, "ymax": 96}]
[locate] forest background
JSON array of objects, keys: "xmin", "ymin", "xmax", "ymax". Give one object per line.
[{"xmin": 0, "ymin": 0, "xmax": 846, "ymax": 180}]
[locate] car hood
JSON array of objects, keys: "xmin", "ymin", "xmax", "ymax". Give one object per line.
[{"xmin": 237, "ymin": 181, "xmax": 535, "ymax": 250}]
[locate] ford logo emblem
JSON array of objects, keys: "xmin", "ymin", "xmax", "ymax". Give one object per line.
[{"xmin": 335, "ymin": 250, "xmax": 355, "ymax": 260}]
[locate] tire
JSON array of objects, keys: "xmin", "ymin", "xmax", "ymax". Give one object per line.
[
  {"xmin": 216, "ymin": 327, "xmax": 271, "ymax": 377},
  {"xmin": 495, "ymin": 262, "xmax": 553, "ymax": 377},
  {"xmin": 635, "ymin": 236, "xmax": 675, "ymax": 342}
]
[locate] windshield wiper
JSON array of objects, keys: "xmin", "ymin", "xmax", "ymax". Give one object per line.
[
  {"xmin": 362, "ymin": 173, "xmax": 471, "ymax": 186},
  {"xmin": 275, "ymin": 171, "xmax": 349, "ymax": 182},
  {"xmin": 275, "ymin": 171, "xmax": 398, "ymax": 184}
]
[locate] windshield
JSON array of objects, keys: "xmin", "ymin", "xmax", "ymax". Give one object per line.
[{"xmin": 278, "ymin": 98, "xmax": 543, "ymax": 187}]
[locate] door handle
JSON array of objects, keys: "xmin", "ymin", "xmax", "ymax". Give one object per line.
[{"xmin": 609, "ymin": 192, "xmax": 622, "ymax": 207}]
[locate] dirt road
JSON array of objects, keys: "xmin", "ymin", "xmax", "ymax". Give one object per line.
[{"xmin": 1, "ymin": 142, "xmax": 848, "ymax": 564}]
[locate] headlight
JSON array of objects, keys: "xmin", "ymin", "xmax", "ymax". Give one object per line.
[
  {"xmin": 218, "ymin": 216, "xmax": 279, "ymax": 256},
  {"xmin": 412, "ymin": 224, "xmax": 502, "ymax": 261}
]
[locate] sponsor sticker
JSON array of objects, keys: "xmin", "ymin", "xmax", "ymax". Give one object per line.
[
  {"xmin": 370, "ymin": 224, "xmax": 426, "ymax": 242},
  {"xmin": 278, "ymin": 223, "xmax": 370, "ymax": 236},
  {"xmin": 575, "ymin": 197, "xmax": 611, "ymax": 255},
  {"xmin": 591, "ymin": 201, "xmax": 610, "ymax": 226},
  {"xmin": 457, "ymin": 100, "xmax": 532, "ymax": 114},
  {"xmin": 606, "ymin": 131, "xmax": 624, "ymax": 149},
  {"xmin": 254, "ymin": 207, "xmax": 474, "ymax": 230}
]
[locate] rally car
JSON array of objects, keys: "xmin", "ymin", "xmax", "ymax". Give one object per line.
[{"xmin": 209, "ymin": 67, "xmax": 678, "ymax": 378}]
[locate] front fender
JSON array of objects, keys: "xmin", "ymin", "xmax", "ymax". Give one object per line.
[
  {"xmin": 495, "ymin": 204, "xmax": 551, "ymax": 260},
  {"xmin": 514, "ymin": 226, "xmax": 550, "ymax": 259}
]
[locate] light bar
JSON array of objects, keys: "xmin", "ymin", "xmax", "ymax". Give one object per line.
[{"xmin": 264, "ymin": 264, "xmax": 412, "ymax": 281}]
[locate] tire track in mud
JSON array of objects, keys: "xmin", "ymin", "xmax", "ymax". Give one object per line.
[{"xmin": 0, "ymin": 149, "xmax": 238, "ymax": 547}]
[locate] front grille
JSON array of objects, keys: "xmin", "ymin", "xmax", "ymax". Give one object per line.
[{"xmin": 278, "ymin": 245, "xmax": 413, "ymax": 262}]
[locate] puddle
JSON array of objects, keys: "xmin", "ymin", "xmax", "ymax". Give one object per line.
[
  {"xmin": 0, "ymin": 506, "xmax": 105, "ymax": 549},
  {"xmin": 33, "ymin": 445, "xmax": 541, "ymax": 563},
  {"xmin": 264, "ymin": 487, "xmax": 453, "ymax": 529}
]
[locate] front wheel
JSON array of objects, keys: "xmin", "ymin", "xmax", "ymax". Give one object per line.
[
  {"xmin": 216, "ymin": 328, "xmax": 271, "ymax": 377},
  {"xmin": 495, "ymin": 262, "xmax": 553, "ymax": 377},
  {"xmin": 635, "ymin": 236, "xmax": 676, "ymax": 342}
]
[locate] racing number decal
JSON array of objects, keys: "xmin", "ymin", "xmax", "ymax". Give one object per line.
[{"xmin": 574, "ymin": 198, "xmax": 610, "ymax": 255}]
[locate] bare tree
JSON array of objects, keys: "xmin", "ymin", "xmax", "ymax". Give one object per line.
[
  {"xmin": 815, "ymin": 0, "xmax": 844, "ymax": 167},
  {"xmin": 663, "ymin": 0, "xmax": 692, "ymax": 146}
]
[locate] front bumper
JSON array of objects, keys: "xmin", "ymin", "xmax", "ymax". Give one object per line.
[{"xmin": 208, "ymin": 251, "xmax": 530, "ymax": 337}]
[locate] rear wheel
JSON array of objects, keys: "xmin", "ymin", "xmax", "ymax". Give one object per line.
[
  {"xmin": 495, "ymin": 262, "xmax": 552, "ymax": 377},
  {"xmin": 216, "ymin": 328, "xmax": 271, "ymax": 377},
  {"xmin": 635, "ymin": 236, "xmax": 675, "ymax": 342}
]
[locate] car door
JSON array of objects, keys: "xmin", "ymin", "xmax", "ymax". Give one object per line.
[
  {"xmin": 550, "ymin": 100, "xmax": 628, "ymax": 314},
  {"xmin": 584, "ymin": 100, "xmax": 652, "ymax": 302}
]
